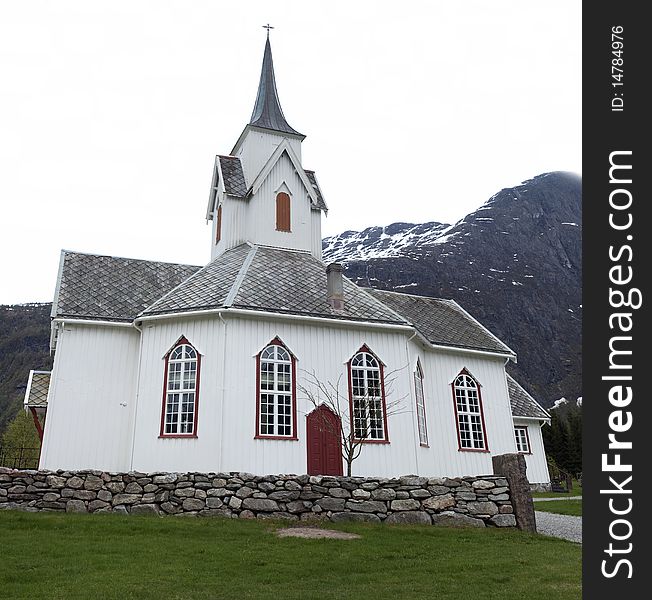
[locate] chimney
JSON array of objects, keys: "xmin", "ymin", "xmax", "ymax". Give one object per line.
[{"xmin": 326, "ymin": 263, "xmax": 345, "ymax": 310}]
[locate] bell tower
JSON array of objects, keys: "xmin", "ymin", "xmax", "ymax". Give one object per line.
[{"xmin": 206, "ymin": 29, "xmax": 327, "ymax": 262}]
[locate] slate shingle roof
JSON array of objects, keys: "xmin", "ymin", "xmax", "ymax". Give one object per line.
[
  {"xmin": 53, "ymin": 251, "xmax": 201, "ymax": 322},
  {"xmin": 218, "ymin": 156, "xmax": 247, "ymax": 197},
  {"xmin": 141, "ymin": 244, "xmax": 406, "ymax": 324},
  {"xmin": 364, "ymin": 289, "xmax": 514, "ymax": 356},
  {"xmin": 24, "ymin": 371, "xmax": 51, "ymax": 408},
  {"xmin": 507, "ymin": 374, "xmax": 550, "ymax": 420},
  {"xmin": 54, "ymin": 248, "xmax": 518, "ymax": 361},
  {"xmin": 304, "ymin": 170, "xmax": 328, "ymax": 211},
  {"xmin": 142, "ymin": 244, "xmax": 251, "ymax": 316}
]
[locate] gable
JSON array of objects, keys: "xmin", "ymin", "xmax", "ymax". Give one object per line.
[
  {"xmin": 249, "ymin": 140, "xmax": 324, "ymax": 211},
  {"xmin": 207, "ymin": 155, "xmax": 247, "ymax": 220}
]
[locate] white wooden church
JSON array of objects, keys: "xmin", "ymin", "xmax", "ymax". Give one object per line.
[{"xmin": 25, "ymin": 35, "xmax": 551, "ymax": 483}]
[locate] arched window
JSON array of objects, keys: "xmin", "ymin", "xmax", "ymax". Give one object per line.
[
  {"xmin": 348, "ymin": 347, "xmax": 388, "ymax": 442},
  {"xmin": 452, "ymin": 370, "xmax": 488, "ymax": 451},
  {"xmin": 160, "ymin": 338, "xmax": 200, "ymax": 437},
  {"xmin": 256, "ymin": 338, "xmax": 297, "ymax": 439},
  {"xmin": 276, "ymin": 192, "xmax": 291, "ymax": 232},
  {"xmin": 215, "ymin": 204, "xmax": 222, "ymax": 244},
  {"xmin": 414, "ymin": 360, "xmax": 428, "ymax": 447}
]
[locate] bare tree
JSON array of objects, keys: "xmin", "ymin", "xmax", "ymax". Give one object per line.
[{"xmin": 299, "ymin": 367, "xmax": 408, "ymax": 477}]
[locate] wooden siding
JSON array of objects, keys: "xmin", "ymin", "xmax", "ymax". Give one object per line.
[
  {"xmin": 212, "ymin": 196, "xmax": 248, "ymax": 260},
  {"xmin": 132, "ymin": 316, "xmax": 225, "ymax": 472},
  {"xmin": 245, "ymin": 153, "xmax": 314, "ymax": 253},
  {"xmin": 311, "ymin": 209, "xmax": 322, "ymax": 259},
  {"xmin": 513, "ymin": 418, "xmax": 550, "ymax": 483},
  {"xmin": 129, "ymin": 313, "xmax": 525, "ymax": 478},
  {"xmin": 407, "ymin": 340, "xmax": 518, "ymax": 478},
  {"xmin": 40, "ymin": 324, "xmax": 140, "ymax": 472},
  {"xmin": 235, "ymin": 128, "xmax": 302, "ymax": 185}
]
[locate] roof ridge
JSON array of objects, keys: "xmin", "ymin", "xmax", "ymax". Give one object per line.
[
  {"xmin": 60, "ymin": 248, "xmax": 201, "ymax": 269},
  {"xmin": 363, "ymin": 286, "xmax": 450, "ymax": 303},
  {"xmin": 343, "ymin": 279, "xmax": 410, "ymax": 326},
  {"xmin": 224, "ymin": 246, "xmax": 258, "ymax": 307},
  {"xmin": 446, "ymin": 299, "xmax": 515, "ymax": 358},
  {"xmin": 507, "ymin": 373, "xmax": 551, "ymax": 419},
  {"xmin": 136, "ymin": 251, "xmax": 229, "ymax": 318}
]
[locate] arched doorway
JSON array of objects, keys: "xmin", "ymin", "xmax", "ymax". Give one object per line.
[{"xmin": 306, "ymin": 405, "xmax": 343, "ymax": 476}]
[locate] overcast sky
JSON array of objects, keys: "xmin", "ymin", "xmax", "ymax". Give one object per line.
[{"xmin": 0, "ymin": 1, "xmax": 581, "ymax": 304}]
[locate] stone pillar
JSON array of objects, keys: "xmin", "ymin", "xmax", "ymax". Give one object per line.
[{"xmin": 492, "ymin": 453, "xmax": 536, "ymax": 533}]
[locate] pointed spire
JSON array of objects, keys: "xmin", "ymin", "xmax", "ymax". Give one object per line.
[{"xmin": 249, "ymin": 34, "xmax": 304, "ymax": 138}]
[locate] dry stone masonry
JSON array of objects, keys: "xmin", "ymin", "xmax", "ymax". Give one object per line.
[{"xmin": 0, "ymin": 468, "xmax": 517, "ymax": 528}]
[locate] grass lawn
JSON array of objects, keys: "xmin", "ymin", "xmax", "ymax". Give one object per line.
[
  {"xmin": 535, "ymin": 500, "xmax": 582, "ymax": 517},
  {"xmin": 532, "ymin": 481, "xmax": 582, "ymax": 499},
  {"xmin": 1, "ymin": 511, "xmax": 580, "ymax": 600}
]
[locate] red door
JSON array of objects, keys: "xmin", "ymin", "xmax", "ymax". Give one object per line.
[{"xmin": 306, "ymin": 405, "xmax": 343, "ymax": 476}]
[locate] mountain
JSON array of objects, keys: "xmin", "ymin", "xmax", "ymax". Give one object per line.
[
  {"xmin": 323, "ymin": 172, "xmax": 581, "ymax": 408},
  {"xmin": 0, "ymin": 303, "xmax": 53, "ymax": 435}
]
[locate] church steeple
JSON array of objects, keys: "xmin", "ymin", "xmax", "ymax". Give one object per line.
[
  {"xmin": 210, "ymin": 29, "xmax": 326, "ymax": 262},
  {"xmin": 249, "ymin": 33, "xmax": 304, "ymax": 138}
]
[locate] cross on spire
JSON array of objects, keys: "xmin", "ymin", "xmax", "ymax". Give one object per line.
[{"xmin": 262, "ymin": 24, "xmax": 274, "ymax": 38}]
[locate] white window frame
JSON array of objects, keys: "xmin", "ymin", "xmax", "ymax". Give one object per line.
[
  {"xmin": 453, "ymin": 372, "xmax": 487, "ymax": 450},
  {"xmin": 514, "ymin": 426, "xmax": 530, "ymax": 453},
  {"xmin": 258, "ymin": 344, "xmax": 294, "ymax": 438},
  {"xmin": 414, "ymin": 360, "xmax": 428, "ymax": 446},
  {"xmin": 163, "ymin": 343, "xmax": 198, "ymax": 436},
  {"xmin": 350, "ymin": 351, "xmax": 386, "ymax": 441}
]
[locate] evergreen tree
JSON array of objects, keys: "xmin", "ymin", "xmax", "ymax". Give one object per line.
[{"xmin": 0, "ymin": 410, "xmax": 40, "ymax": 468}]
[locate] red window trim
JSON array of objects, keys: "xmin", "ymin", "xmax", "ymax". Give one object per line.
[
  {"xmin": 414, "ymin": 359, "xmax": 429, "ymax": 448},
  {"xmin": 254, "ymin": 337, "xmax": 298, "ymax": 440},
  {"xmin": 159, "ymin": 336, "xmax": 200, "ymax": 439},
  {"xmin": 347, "ymin": 344, "xmax": 390, "ymax": 444},
  {"xmin": 215, "ymin": 204, "xmax": 222, "ymax": 244},
  {"xmin": 514, "ymin": 425, "xmax": 532, "ymax": 455},
  {"xmin": 452, "ymin": 368, "xmax": 490, "ymax": 453}
]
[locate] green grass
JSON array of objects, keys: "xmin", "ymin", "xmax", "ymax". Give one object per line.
[
  {"xmin": 1, "ymin": 511, "xmax": 581, "ymax": 600},
  {"xmin": 532, "ymin": 481, "xmax": 582, "ymax": 498},
  {"xmin": 534, "ymin": 500, "xmax": 582, "ymax": 517}
]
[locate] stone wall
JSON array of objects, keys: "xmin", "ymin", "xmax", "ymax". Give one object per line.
[{"xmin": 0, "ymin": 467, "xmax": 516, "ymax": 527}]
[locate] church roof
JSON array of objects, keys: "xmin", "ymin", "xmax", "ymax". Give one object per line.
[
  {"xmin": 52, "ymin": 249, "xmax": 518, "ymax": 359},
  {"xmin": 218, "ymin": 156, "xmax": 247, "ymax": 197},
  {"xmin": 140, "ymin": 244, "xmax": 403, "ymax": 324},
  {"xmin": 364, "ymin": 288, "xmax": 514, "ymax": 356},
  {"xmin": 304, "ymin": 170, "xmax": 328, "ymax": 211},
  {"xmin": 507, "ymin": 374, "xmax": 551, "ymax": 420},
  {"xmin": 249, "ymin": 37, "xmax": 303, "ymax": 138},
  {"xmin": 52, "ymin": 251, "xmax": 201, "ymax": 322}
]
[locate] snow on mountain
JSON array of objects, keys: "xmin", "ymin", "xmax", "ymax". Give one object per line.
[{"xmin": 322, "ymin": 221, "xmax": 451, "ymax": 263}]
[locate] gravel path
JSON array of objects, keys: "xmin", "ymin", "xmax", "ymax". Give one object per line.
[{"xmin": 535, "ymin": 511, "xmax": 582, "ymax": 544}]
